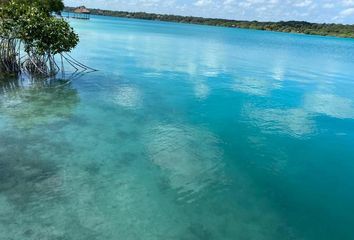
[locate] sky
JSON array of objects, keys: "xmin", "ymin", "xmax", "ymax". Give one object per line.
[{"xmin": 64, "ymin": 0, "xmax": 354, "ymax": 24}]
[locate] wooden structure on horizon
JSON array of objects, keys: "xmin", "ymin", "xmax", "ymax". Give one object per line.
[{"xmin": 70, "ymin": 6, "xmax": 91, "ymax": 20}]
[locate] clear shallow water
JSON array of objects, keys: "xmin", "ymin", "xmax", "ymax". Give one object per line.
[{"xmin": 1, "ymin": 15, "xmax": 354, "ymax": 240}]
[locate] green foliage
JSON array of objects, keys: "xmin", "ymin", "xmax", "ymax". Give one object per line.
[
  {"xmin": 35, "ymin": 18, "xmax": 79, "ymax": 55},
  {"xmin": 1, "ymin": 0, "xmax": 78, "ymax": 55},
  {"xmin": 5, "ymin": 0, "xmax": 64, "ymax": 14},
  {"xmin": 44, "ymin": 0, "xmax": 65, "ymax": 14},
  {"xmin": 0, "ymin": 0, "xmax": 9, "ymax": 5},
  {"xmin": 64, "ymin": 7, "xmax": 354, "ymax": 38}
]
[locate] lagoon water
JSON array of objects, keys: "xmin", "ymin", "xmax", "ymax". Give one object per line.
[{"xmin": 1, "ymin": 15, "xmax": 354, "ymax": 240}]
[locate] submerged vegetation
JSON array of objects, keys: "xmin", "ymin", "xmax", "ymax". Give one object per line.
[
  {"xmin": 0, "ymin": 77, "xmax": 79, "ymax": 128},
  {"xmin": 65, "ymin": 7, "xmax": 354, "ymax": 38},
  {"xmin": 0, "ymin": 0, "xmax": 82, "ymax": 78}
]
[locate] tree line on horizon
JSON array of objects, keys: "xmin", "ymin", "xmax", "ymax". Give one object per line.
[{"xmin": 65, "ymin": 6, "xmax": 354, "ymax": 38}]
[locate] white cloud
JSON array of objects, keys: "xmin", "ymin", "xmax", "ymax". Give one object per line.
[
  {"xmin": 340, "ymin": 7, "xmax": 354, "ymax": 17},
  {"xmin": 342, "ymin": 0, "xmax": 354, "ymax": 6},
  {"xmin": 293, "ymin": 0, "xmax": 313, "ymax": 7},
  {"xmin": 194, "ymin": 0, "xmax": 213, "ymax": 7},
  {"xmin": 323, "ymin": 3, "xmax": 334, "ymax": 9}
]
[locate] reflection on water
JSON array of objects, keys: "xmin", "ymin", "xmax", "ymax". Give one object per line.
[
  {"xmin": 146, "ymin": 124, "xmax": 224, "ymax": 202},
  {"xmin": 112, "ymin": 85, "xmax": 142, "ymax": 109},
  {"xmin": 233, "ymin": 76, "xmax": 282, "ymax": 96},
  {"xmin": 194, "ymin": 80, "xmax": 210, "ymax": 100},
  {"xmin": 245, "ymin": 91, "xmax": 354, "ymax": 138},
  {"xmin": 304, "ymin": 93, "xmax": 354, "ymax": 119},
  {"xmin": 245, "ymin": 105, "xmax": 315, "ymax": 138},
  {"xmin": 272, "ymin": 66, "xmax": 285, "ymax": 81}
]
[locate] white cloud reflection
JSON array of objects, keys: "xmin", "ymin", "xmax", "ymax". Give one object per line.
[
  {"xmin": 112, "ymin": 86, "xmax": 142, "ymax": 109},
  {"xmin": 119, "ymin": 34, "xmax": 231, "ymax": 101},
  {"xmin": 304, "ymin": 93, "xmax": 354, "ymax": 119},
  {"xmin": 245, "ymin": 106, "xmax": 315, "ymax": 138},
  {"xmin": 272, "ymin": 66, "xmax": 285, "ymax": 81},
  {"xmin": 233, "ymin": 77, "xmax": 282, "ymax": 96},
  {"xmin": 146, "ymin": 124, "xmax": 224, "ymax": 202},
  {"xmin": 245, "ymin": 91, "xmax": 354, "ymax": 138},
  {"xmin": 194, "ymin": 80, "xmax": 210, "ymax": 100}
]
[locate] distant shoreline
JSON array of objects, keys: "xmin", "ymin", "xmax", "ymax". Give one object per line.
[{"xmin": 64, "ymin": 7, "xmax": 354, "ymax": 39}]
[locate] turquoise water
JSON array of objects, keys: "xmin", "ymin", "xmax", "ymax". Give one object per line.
[{"xmin": 1, "ymin": 15, "xmax": 354, "ymax": 240}]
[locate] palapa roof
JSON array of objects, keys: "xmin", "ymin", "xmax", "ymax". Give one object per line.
[{"xmin": 74, "ymin": 6, "xmax": 90, "ymax": 14}]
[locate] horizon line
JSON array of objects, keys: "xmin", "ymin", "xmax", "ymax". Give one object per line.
[{"xmin": 64, "ymin": 5, "xmax": 353, "ymax": 25}]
